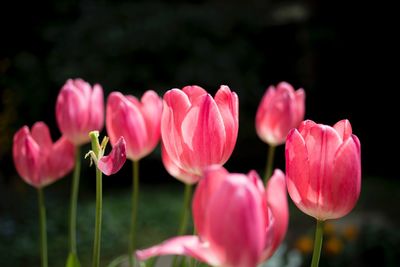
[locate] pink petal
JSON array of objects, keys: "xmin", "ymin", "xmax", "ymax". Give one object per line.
[
  {"xmin": 323, "ymin": 137, "xmax": 361, "ymax": 220},
  {"xmin": 139, "ymin": 90, "xmax": 163, "ymax": 156},
  {"xmin": 333, "ymin": 119, "xmax": 352, "ymax": 141},
  {"xmin": 56, "ymin": 83, "xmax": 89, "ymax": 145},
  {"xmin": 304, "ymin": 124, "xmax": 342, "ymax": 219},
  {"xmin": 106, "ymin": 92, "xmax": 148, "ymax": 161},
  {"xmin": 182, "ymin": 85, "xmax": 208, "ymax": 103},
  {"xmin": 136, "ymin": 236, "xmax": 220, "ymax": 266},
  {"xmin": 31, "ymin": 121, "xmax": 53, "ymax": 153},
  {"xmin": 214, "ymin": 85, "xmax": 239, "ymax": 163},
  {"xmin": 285, "ymin": 128, "xmax": 311, "ymax": 214},
  {"xmin": 294, "ymin": 88, "xmax": 306, "ymax": 126},
  {"xmin": 88, "ymin": 83, "xmax": 104, "ymax": 133},
  {"xmin": 44, "ymin": 137, "xmax": 75, "ymax": 186},
  {"xmin": 181, "ymin": 94, "xmax": 226, "ymax": 173},
  {"xmin": 262, "ymin": 169, "xmax": 289, "ymax": 260},
  {"xmin": 98, "ymin": 137, "xmax": 127, "ymax": 175},
  {"xmin": 161, "ymin": 144, "xmax": 200, "ymax": 184},
  {"xmin": 204, "ymin": 175, "xmax": 265, "ymax": 267},
  {"xmin": 192, "ymin": 165, "xmax": 228, "ymax": 235},
  {"xmin": 13, "ymin": 126, "xmax": 42, "ymax": 188},
  {"xmin": 161, "ymin": 89, "xmax": 191, "ymax": 168},
  {"xmin": 246, "ymin": 170, "xmax": 265, "ymax": 195},
  {"xmin": 255, "ymin": 86, "xmax": 276, "ymax": 143}
]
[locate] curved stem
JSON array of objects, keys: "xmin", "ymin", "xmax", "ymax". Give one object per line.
[
  {"xmin": 264, "ymin": 145, "xmax": 276, "ymax": 182},
  {"xmin": 172, "ymin": 183, "xmax": 193, "ymax": 267},
  {"xmin": 38, "ymin": 188, "xmax": 48, "ymax": 267},
  {"xmin": 92, "ymin": 167, "xmax": 103, "ymax": 267},
  {"xmin": 129, "ymin": 160, "xmax": 140, "ymax": 267},
  {"xmin": 69, "ymin": 146, "xmax": 81, "ymax": 255},
  {"xmin": 310, "ymin": 220, "xmax": 324, "ymax": 267}
]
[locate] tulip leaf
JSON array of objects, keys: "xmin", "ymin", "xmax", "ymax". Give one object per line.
[{"xmin": 66, "ymin": 252, "xmax": 81, "ymax": 267}]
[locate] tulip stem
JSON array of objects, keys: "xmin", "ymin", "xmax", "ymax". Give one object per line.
[
  {"xmin": 264, "ymin": 145, "xmax": 276, "ymax": 182},
  {"xmin": 37, "ymin": 188, "xmax": 48, "ymax": 267},
  {"xmin": 68, "ymin": 147, "xmax": 81, "ymax": 258},
  {"xmin": 311, "ymin": 220, "xmax": 324, "ymax": 267},
  {"xmin": 178, "ymin": 183, "xmax": 193, "ymax": 235},
  {"xmin": 172, "ymin": 183, "xmax": 193, "ymax": 267},
  {"xmin": 92, "ymin": 166, "xmax": 103, "ymax": 267},
  {"xmin": 129, "ymin": 160, "xmax": 140, "ymax": 267}
]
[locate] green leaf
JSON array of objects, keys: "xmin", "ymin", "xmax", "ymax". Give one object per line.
[{"xmin": 66, "ymin": 252, "xmax": 81, "ymax": 267}]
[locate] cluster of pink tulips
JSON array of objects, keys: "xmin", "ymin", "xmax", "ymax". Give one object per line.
[{"xmin": 12, "ymin": 79, "xmax": 361, "ymax": 267}]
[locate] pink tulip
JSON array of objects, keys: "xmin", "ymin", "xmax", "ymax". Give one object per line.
[
  {"xmin": 56, "ymin": 78, "xmax": 104, "ymax": 146},
  {"xmin": 13, "ymin": 122, "xmax": 75, "ymax": 188},
  {"xmin": 256, "ymin": 82, "xmax": 305, "ymax": 146},
  {"xmin": 97, "ymin": 136, "xmax": 127, "ymax": 176},
  {"xmin": 136, "ymin": 166, "xmax": 289, "ymax": 267},
  {"xmin": 161, "ymin": 85, "xmax": 238, "ymax": 178},
  {"xmin": 285, "ymin": 119, "xmax": 361, "ymax": 220},
  {"xmin": 106, "ymin": 90, "xmax": 162, "ymax": 161}
]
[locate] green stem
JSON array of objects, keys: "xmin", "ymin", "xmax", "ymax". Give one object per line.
[
  {"xmin": 129, "ymin": 160, "xmax": 140, "ymax": 267},
  {"xmin": 264, "ymin": 145, "xmax": 276, "ymax": 182},
  {"xmin": 310, "ymin": 220, "xmax": 324, "ymax": 267},
  {"xmin": 177, "ymin": 183, "xmax": 193, "ymax": 236},
  {"xmin": 172, "ymin": 183, "xmax": 193, "ymax": 267},
  {"xmin": 92, "ymin": 167, "xmax": 103, "ymax": 267},
  {"xmin": 38, "ymin": 188, "xmax": 48, "ymax": 267},
  {"xmin": 69, "ymin": 147, "xmax": 81, "ymax": 255}
]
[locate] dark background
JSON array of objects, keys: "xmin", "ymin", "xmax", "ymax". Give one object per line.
[{"xmin": 0, "ymin": 0, "xmax": 398, "ymax": 266}]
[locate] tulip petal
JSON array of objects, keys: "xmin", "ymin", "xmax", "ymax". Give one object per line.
[
  {"xmin": 294, "ymin": 88, "xmax": 306, "ymax": 125},
  {"xmin": 192, "ymin": 166, "xmax": 228, "ymax": 235},
  {"xmin": 13, "ymin": 127, "xmax": 42, "ymax": 187},
  {"xmin": 285, "ymin": 128, "xmax": 311, "ymax": 212},
  {"xmin": 139, "ymin": 90, "xmax": 163, "ymax": 153},
  {"xmin": 262, "ymin": 169, "xmax": 289, "ymax": 260},
  {"xmin": 304, "ymin": 125, "xmax": 342, "ymax": 218},
  {"xmin": 98, "ymin": 137, "xmax": 127, "ymax": 175},
  {"xmin": 214, "ymin": 85, "xmax": 239, "ymax": 163},
  {"xmin": 136, "ymin": 236, "xmax": 220, "ymax": 266},
  {"xmin": 44, "ymin": 137, "xmax": 75, "ymax": 186},
  {"xmin": 182, "ymin": 85, "xmax": 208, "ymax": 103},
  {"xmin": 162, "ymin": 144, "xmax": 200, "ymax": 184},
  {"xmin": 161, "ymin": 89, "xmax": 191, "ymax": 166},
  {"xmin": 31, "ymin": 121, "xmax": 53, "ymax": 153},
  {"xmin": 326, "ymin": 137, "xmax": 361, "ymax": 219},
  {"xmin": 204, "ymin": 176, "xmax": 265, "ymax": 267},
  {"xmin": 89, "ymin": 84, "xmax": 104, "ymax": 133},
  {"xmin": 333, "ymin": 119, "xmax": 352, "ymax": 141},
  {"xmin": 181, "ymin": 94, "xmax": 226, "ymax": 173},
  {"xmin": 107, "ymin": 92, "xmax": 148, "ymax": 160}
]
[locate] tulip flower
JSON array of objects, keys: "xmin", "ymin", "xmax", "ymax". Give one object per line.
[
  {"xmin": 56, "ymin": 78, "xmax": 104, "ymax": 266},
  {"xmin": 56, "ymin": 78, "xmax": 104, "ymax": 146},
  {"xmin": 85, "ymin": 131, "xmax": 127, "ymax": 267},
  {"xmin": 160, "ymin": 85, "xmax": 239, "ymax": 256},
  {"xmin": 106, "ymin": 90, "xmax": 162, "ymax": 267},
  {"xmin": 13, "ymin": 122, "xmax": 75, "ymax": 267},
  {"xmin": 13, "ymin": 122, "xmax": 75, "ymax": 188},
  {"xmin": 256, "ymin": 82, "xmax": 305, "ymax": 181},
  {"xmin": 285, "ymin": 119, "xmax": 361, "ymax": 267},
  {"xmin": 106, "ymin": 90, "xmax": 162, "ymax": 161},
  {"xmin": 161, "ymin": 85, "xmax": 239, "ymax": 177},
  {"xmin": 136, "ymin": 166, "xmax": 289, "ymax": 267}
]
